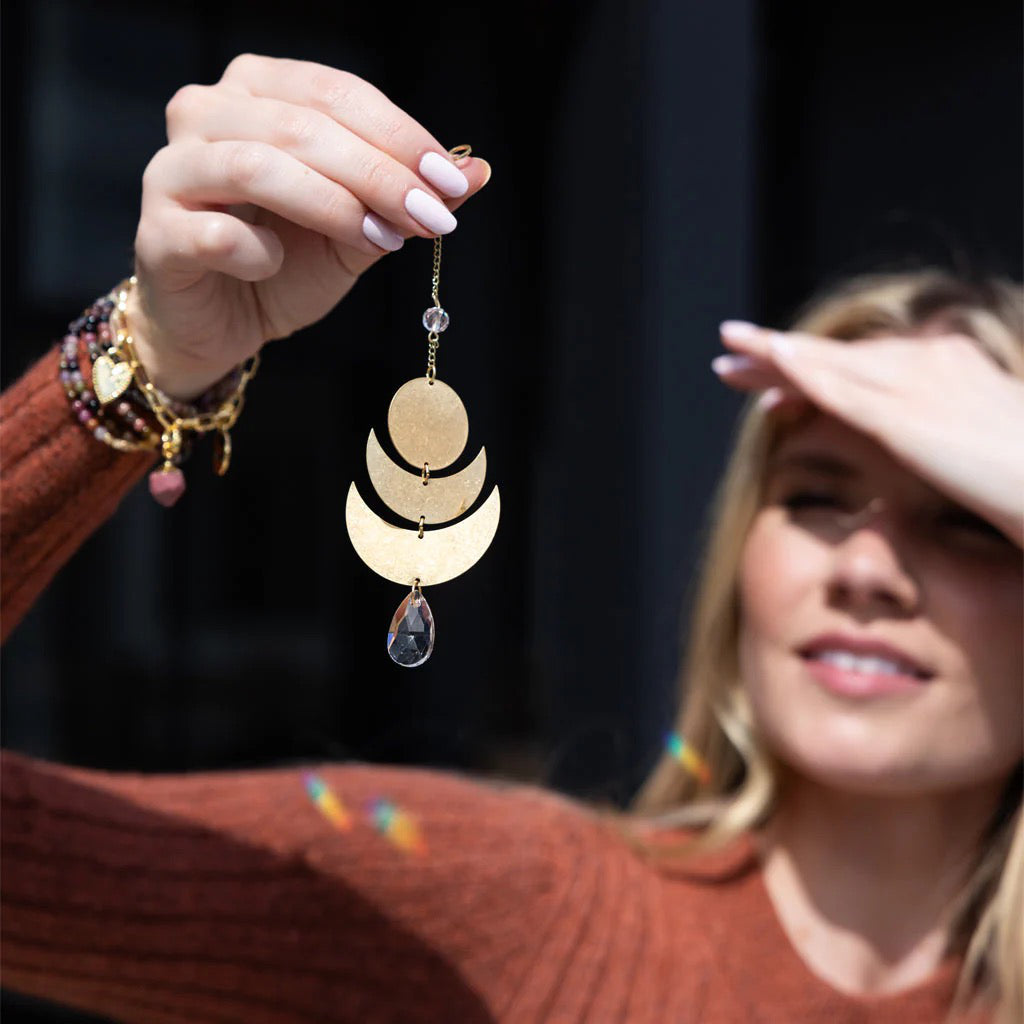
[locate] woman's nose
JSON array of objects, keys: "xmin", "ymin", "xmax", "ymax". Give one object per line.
[{"xmin": 826, "ymin": 499, "xmax": 921, "ymax": 613}]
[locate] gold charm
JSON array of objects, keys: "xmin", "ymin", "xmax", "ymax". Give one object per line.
[
  {"xmin": 366, "ymin": 428, "xmax": 487, "ymax": 524},
  {"xmin": 346, "ymin": 479, "xmax": 500, "ymax": 587},
  {"xmin": 92, "ymin": 353, "xmax": 133, "ymax": 405},
  {"xmin": 346, "ymin": 372, "xmax": 500, "ymax": 586},
  {"xmin": 213, "ymin": 429, "xmax": 232, "ymax": 476},
  {"xmin": 387, "ymin": 377, "xmax": 469, "ymax": 470},
  {"xmin": 345, "ymin": 162, "xmax": 499, "ymax": 667}
]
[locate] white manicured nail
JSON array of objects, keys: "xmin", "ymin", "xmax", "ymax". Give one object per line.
[
  {"xmin": 405, "ymin": 188, "xmax": 457, "ymax": 235},
  {"xmin": 418, "ymin": 152, "xmax": 469, "ymax": 198},
  {"xmin": 720, "ymin": 319, "xmax": 761, "ymax": 340},
  {"xmin": 757, "ymin": 387, "xmax": 787, "ymax": 411},
  {"xmin": 711, "ymin": 354, "xmax": 759, "ymax": 374},
  {"xmin": 362, "ymin": 212, "xmax": 404, "ymax": 251}
]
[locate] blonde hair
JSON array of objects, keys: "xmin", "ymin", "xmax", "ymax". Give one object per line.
[{"xmin": 618, "ymin": 270, "xmax": 1024, "ymax": 1022}]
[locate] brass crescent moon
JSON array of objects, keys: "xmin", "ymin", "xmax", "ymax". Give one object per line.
[
  {"xmin": 366, "ymin": 429, "xmax": 487, "ymax": 525},
  {"xmin": 346, "ymin": 482, "xmax": 500, "ymax": 586}
]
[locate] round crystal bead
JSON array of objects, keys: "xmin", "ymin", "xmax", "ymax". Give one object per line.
[{"xmin": 422, "ymin": 306, "xmax": 449, "ymax": 333}]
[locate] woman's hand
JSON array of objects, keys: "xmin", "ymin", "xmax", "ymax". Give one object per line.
[
  {"xmin": 712, "ymin": 321, "xmax": 1024, "ymax": 547},
  {"xmin": 129, "ymin": 54, "xmax": 491, "ymax": 399}
]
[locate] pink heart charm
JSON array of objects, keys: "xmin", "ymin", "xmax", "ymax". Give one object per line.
[{"xmin": 148, "ymin": 467, "xmax": 186, "ymax": 507}]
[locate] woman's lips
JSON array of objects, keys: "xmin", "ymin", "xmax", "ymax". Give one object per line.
[{"xmin": 800, "ymin": 653, "xmax": 930, "ymax": 698}]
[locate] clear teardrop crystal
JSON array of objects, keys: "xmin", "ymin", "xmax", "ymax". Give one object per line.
[{"xmin": 387, "ymin": 587, "xmax": 435, "ymax": 667}]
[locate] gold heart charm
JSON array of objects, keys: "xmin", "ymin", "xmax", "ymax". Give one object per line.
[{"xmin": 92, "ymin": 354, "xmax": 133, "ymax": 405}]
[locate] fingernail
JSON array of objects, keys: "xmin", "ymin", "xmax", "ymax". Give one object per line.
[
  {"xmin": 362, "ymin": 212, "xmax": 405, "ymax": 252},
  {"xmin": 477, "ymin": 159, "xmax": 492, "ymax": 186},
  {"xmin": 720, "ymin": 320, "xmax": 761, "ymax": 340},
  {"xmin": 418, "ymin": 152, "xmax": 469, "ymax": 198},
  {"xmin": 757, "ymin": 387, "xmax": 787, "ymax": 411},
  {"xmin": 405, "ymin": 188, "xmax": 457, "ymax": 234},
  {"xmin": 711, "ymin": 354, "xmax": 759, "ymax": 374}
]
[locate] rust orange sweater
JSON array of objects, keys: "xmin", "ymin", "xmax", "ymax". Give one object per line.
[{"xmin": 1, "ymin": 347, "xmax": 976, "ymax": 1023}]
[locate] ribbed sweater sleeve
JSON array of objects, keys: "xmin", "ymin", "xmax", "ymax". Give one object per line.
[
  {"xmin": 1, "ymin": 346, "xmax": 155, "ymax": 643},
  {"xmin": 3, "ymin": 746, "xmax": 978, "ymax": 1024},
  {"xmin": 0, "ymin": 749, "xmax": 617, "ymax": 1024}
]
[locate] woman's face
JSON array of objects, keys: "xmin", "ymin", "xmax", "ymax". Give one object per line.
[{"xmin": 738, "ymin": 409, "xmax": 1023, "ymax": 796}]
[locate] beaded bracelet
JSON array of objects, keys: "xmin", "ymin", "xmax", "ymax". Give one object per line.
[
  {"xmin": 59, "ymin": 279, "xmax": 257, "ymax": 506},
  {"xmin": 105, "ymin": 277, "xmax": 260, "ymax": 505},
  {"xmin": 58, "ymin": 294, "xmax": 162, "ymax": 454}
]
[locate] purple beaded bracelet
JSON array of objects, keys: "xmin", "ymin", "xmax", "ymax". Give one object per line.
[
  {"xmin": 58, "ymin": 294, "xmax": 162, "ymax": 454},
  {"xmin": 58, "ymin": 284, "xmax": 253, "ymax": 494}
]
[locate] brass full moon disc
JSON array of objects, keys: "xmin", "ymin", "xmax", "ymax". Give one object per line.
[{"xmin": 387, "ymin": 377, "xmax": 469, "ymax": 471}]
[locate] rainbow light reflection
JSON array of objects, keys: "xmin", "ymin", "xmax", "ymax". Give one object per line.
[
  {"xmin": 369, "ymin": 798, "xmax": 427, "ymax": 856},
  {"xmin": 665, "ymin": 731, "xmax": 712, "ymax": 784},
  {"xmin": 303, "ymin": 773, "xmax": 353, "ymax": 831}
]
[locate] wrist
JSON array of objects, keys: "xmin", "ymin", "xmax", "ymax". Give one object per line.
[
  {"xmin": 124, "ymin": 287, "xmax": 228, "ymax": 401},
  {"xmin": 63, "ymin": 277, "xmax": 261, "ymax": 508}
]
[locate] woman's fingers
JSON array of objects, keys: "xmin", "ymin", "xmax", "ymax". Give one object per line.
[
  {"xmin": 710, "ymin": 350, "xmax": 806, "ymax": 407},
  {"xmin": 136, "ymin": 208, "xmax": 285, "ymax": 287},
  {"xmin": 165, "ymin": 86, "xmax": 472, "ymax": 241},
  {"xmin": 712, "ymin": 359, "xmax": 808, "ymax": 414},
  {"xmin": 223, "ymin": 55, "xmax": 491, "ymax": 207},
  {"xmin": 144, "ymin": 140, "xmax": 393, "ymax": 257},
  {"xmin": 218, "ymin": 55, "xmax": 468, "ymax": 198},
  {"xmin": 716, "ymin": 320, "xmax": 902, "ymax": 436},
  {"xmin": 719, "ymin": 320, "xmax": 901, "ymax": 390},
  {"xmin": 756, "ymin": 386, "xmax": 810, "ymax": 418},
  {"xmin": 711, "ymin": 352, "xmax": 789, "ymax": 390}
]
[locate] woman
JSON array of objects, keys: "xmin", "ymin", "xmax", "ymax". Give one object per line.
[{"xmin": 2, "ymin": 54, "xmax": 1021, "ymax": 1023}]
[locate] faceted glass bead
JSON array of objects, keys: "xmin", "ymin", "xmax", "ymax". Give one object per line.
[
  {"xmin": 422, "ymin": 306, "xmax": 449, "ymax": 333},
  {"xmin": 387, "ymin": 588, "xmax": 435, "ymax": 667}
]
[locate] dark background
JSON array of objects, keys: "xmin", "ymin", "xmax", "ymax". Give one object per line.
[{"xmin": 2, "ymin": 0, "xmax": 1021, "ymax": 1019}]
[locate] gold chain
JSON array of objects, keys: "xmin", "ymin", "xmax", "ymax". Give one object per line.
[
  {"xmin": 424, "ymin": 142, "xmax": 468, "ymax": 383},
  {"xmin": 426, "ymin": 235, "xmax": 442, "ymax": 381},
  {"xmin": 108, "ymin": 276, "xmax": 259, "ymax": 473},
  {"xmin": 98, "ymin": 431, "xmax": 158, "ymax": 454},
  {"xmin": 431, "ymin": 235, "xmax": 442, "ymax": 307}
]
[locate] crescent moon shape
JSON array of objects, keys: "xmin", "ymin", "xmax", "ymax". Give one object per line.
[
  {"xmin": 366, "ymin": 429, "xmax": 487, "ymax": 525},
  {"xmin": 346, "ymin": 482, "xmax": 500, "ymax": 586}
]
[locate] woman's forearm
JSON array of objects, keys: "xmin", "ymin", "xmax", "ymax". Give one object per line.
[
  {"xmin": 0, "ymin": 749, "xmax": 578, "ymax": 1023},
  {"xmin": 0, "ymin": 346, "xmax": 154, "ymax": 643}
]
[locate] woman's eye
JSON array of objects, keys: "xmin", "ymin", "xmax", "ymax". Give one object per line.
[
  {"xmin": 775, "ymin": 490, "xmax": 1011, "ymax": 546},
  {"xmin": 935, "ymin": 509, "xmax": 1009, "ymax": 542},
  {"xmin": 780, "ymin": 490, "xmax": 841, "ymax": 511}
]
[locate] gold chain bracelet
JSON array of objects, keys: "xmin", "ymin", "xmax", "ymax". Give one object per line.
[{"xmin": 95, "ymin": 276, "xmax": 260, "ymax": 506}]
